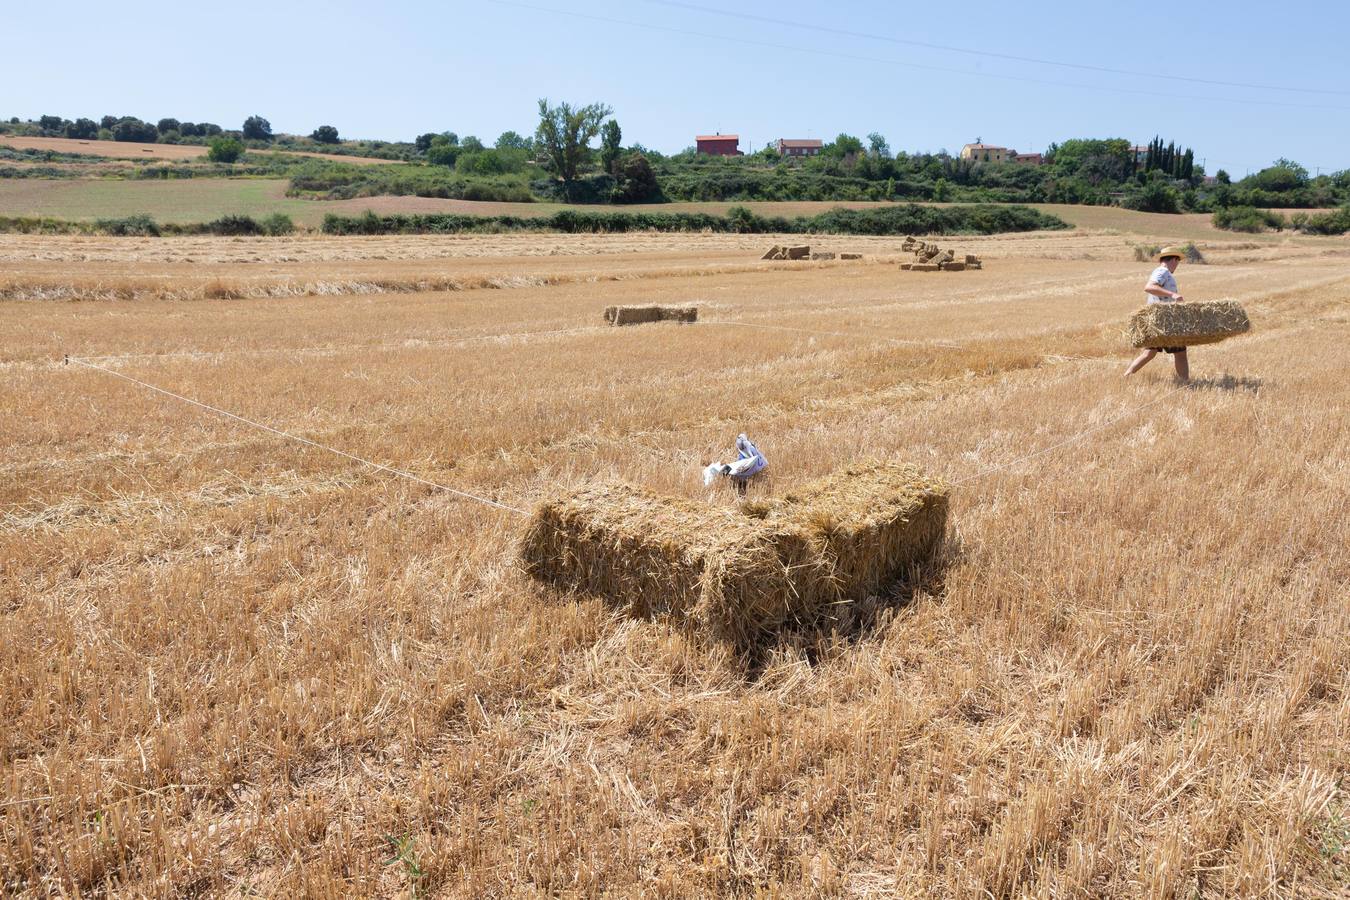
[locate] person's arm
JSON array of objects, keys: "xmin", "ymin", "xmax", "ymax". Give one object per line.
[{"xmin": 1144, "ymin": 277, "xmax": 1183, "ymax": 302}]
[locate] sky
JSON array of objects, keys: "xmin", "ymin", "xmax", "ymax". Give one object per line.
[{"xmin": 6, "ymin": 0, "xmax": 1350, "ymax": 177}]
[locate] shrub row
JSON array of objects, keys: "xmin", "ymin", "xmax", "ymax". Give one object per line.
[
  {"xmin": 319, "ymin": 204, "xmax": 1069, "ymax": 236},
  {"xmin": 0, "ymin": 213, "xmax": 295, "ymax": 236},
  {"xmin": 1211, "ymin": 204, "xmax": 1350, "ymax": 235}
]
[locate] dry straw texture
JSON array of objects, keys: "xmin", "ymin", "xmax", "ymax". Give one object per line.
[
  {"xmin": 1128, "ymin": 299, "xmax": 1252, "ymax": 348},
  {"xmin": 3, "ymin": 227, "xmax": 1348, "ymax": 896},
  {"xmin": 519, "ymin": 462, "xmax": 947, "ymax": 647}
]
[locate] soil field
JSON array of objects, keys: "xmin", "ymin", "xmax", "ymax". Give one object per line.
[
  {"xmin": 2, "ymin": 227, "xmax": 1347, "ymax": 896},
  {"xmin": 0, "ymin": 135, "xmax": 398, "ymax": 166}
]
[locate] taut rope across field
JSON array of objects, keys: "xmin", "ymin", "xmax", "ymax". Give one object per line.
[
  {"xmin": 64, "ymin": 356, "xmax": 530, "ymax": 516},
  {"xmin": 65, "ymin": 342, "xmax": 1189, "ymax": 514}
]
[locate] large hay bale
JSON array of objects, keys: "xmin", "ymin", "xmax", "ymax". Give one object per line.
[
  {"xmin": 940, "ymin": 261, "xmax": 966, "ymax": 271},
  {"xmin": 785, "ymin": 245, "xmax": 811, "ymax": 260},
  {"xmin": 761, "ymin": 246, "xmax": 783, "ymax": 260},
  {"xmin": 770, "ymin": 462, "xmax": 949, "ymax": 604},
  {"xmin": 519, "ymin": 483, "xmax": 831, "ymax": 646},
  {"xmin": 521, "ymin": 463, "xmax": 948, "ymax": 647},
  {"xmin": 1127, "ymin": 299, "xmax": 1251, "ymax": 348}
]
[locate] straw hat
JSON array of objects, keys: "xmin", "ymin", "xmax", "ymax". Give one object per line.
[{"xmin": 1156, "ymin": 245, "xmax": 1187, "ymax": 262}]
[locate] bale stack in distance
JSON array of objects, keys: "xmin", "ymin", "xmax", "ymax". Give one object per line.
[
  {"xmin": 519, "ymin": 461, "xmax": 948, "ymax": 648},
  {"xmin": 810, "ymin": 252, "xmax": 837, "ymax": 261},
  {"xmin": 605, "ymin": 305, "xmax": 699, "ymax": 326},
  {"xmin": 761, "ymin": 245, "xmax": 811, "ymax": 261},
  {"xmin": 901, "ymin": 236, "xmax": 981, "ymax": 272},
  {"xmin": 1127, "ymin": 299, "xmax": 1251, "ymax": 348}
]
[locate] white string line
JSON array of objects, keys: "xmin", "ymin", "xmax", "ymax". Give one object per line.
[
  {"xmin": 952, "ymin": 383, "xmax": 1188, "ymax": 485},
  {"xmin": 711, "ymin": 320, "xmax": 966, "ymax": 351},
  {"xmin": 66, "ymin": 358, "xmax": 529, "ymax": 516},
  {"xmin": 69, "ymin": 324, "xmax": 598, "ymax": 364}
]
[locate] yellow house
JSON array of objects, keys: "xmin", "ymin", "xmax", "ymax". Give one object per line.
[{"xmin": 960, "ymin": 143, "xmax": 1010, "ymax": 163}]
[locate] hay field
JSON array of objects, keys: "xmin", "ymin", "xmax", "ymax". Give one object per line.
[
  {"xmin": 2, "ymin": 226, "xmax": 1348, "ymax": 896},
  {"xmin": 0, "ymin": 135, "xmax": 398, "ymax": 166}
]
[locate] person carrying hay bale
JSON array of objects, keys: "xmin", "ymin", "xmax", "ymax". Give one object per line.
[
  {"xmin": 703, "ymin": 433, "xmax": 767, "ymax": 497},
  {"xmin": 1125, "ymin": 246, "xmax": 1191, "ymax": 383}
]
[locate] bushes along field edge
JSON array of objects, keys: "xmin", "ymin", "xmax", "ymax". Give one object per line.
[
  {"xmin": 316, "ymin": 204, "xmax": 1070, "ymax": 236},
  {"xmin": 0, "ymin": 205, "xmax": 1068, "ymax": 237}
]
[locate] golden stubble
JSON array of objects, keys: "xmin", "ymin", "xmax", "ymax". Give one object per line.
[{"xmin": 1, "ymin": 227, "xmax": 1347, "ymax": 897}]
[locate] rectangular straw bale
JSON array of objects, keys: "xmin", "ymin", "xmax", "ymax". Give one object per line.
[
  {"xmin": 840, "ymin": 252, "xmax": 863, "ymax": 260},
  {"xmin": 770, "ymin": 462, "xmax": 948, "ymax": 602},
  {"xmin": 657, "ymin": 305, "xmax": 699, "ymax": 323},
  {"xmin": 785, "ymin": 245, "xmax": 811, "ymax": 260},
  {"xmin": 610, "ymin": 305, "xmax": 664, "ymax": 326},
  {"xmin": 519, "ymin": 483, "xmax": 829, "ymax": 646},
  {"xmin": 603, "ymin": 306, "xmax": 617, "ymax": 323},
  {"xmin": 910, "ymin": 263, "xmax": 940, "ymax": 272},
  {"xmin": 810, "ymin": 252, "xmax": 837, "ymax": 260},
  {"xmin": 940, "ymin": 261, "xmax": 966, "ymax": 271},
  {"xmin": 965, "ymin": 254, "xmax": 981, "ymax": 265},
  {"xmin": 899, "ymin": 263, "xmax": 913, "ymax": 270},
  {"xmin": 761, "ymin": 246, "xmax": 783, "ymax": 260},
  {"xmin": 1127, "ymin": 299, "xmax": 1251, "ymax": 348}
]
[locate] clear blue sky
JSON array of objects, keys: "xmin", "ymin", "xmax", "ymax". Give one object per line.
[{"xmin": 7, "ymin": 0, "xmax": 1349, "ymax": 176}]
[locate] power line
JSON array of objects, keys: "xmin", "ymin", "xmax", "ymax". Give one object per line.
[
  {"xmin": 639, "ymin": 0, "xmax": 1350, "ymax": 98},
  {"xmin": 485, "ymin": 0, "xmax": 1350, "ymax": 113}
]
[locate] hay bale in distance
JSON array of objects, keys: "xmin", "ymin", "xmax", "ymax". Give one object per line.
[
  {"xmin": 840, "ymin": 252, "xmax": 863, "ymax": 260},
  {"xmin": 810, "ymin": 252, "xmax": 837, "ymax": 260},
  {"xmin": 657, "ymin": 306, "xmax": 698, "ymax": 324},
  {"xmin": 965, "ymin": 254, "xmax": 981, "ymax": 265},
  {"xmin": 899, "ymin": 263, "xmax": 914, "ymax": 270},
  {"xmin": 910, "ymin": 263, "xmax": 941, "ymax": 272},
  {"xmin": 520, "ymin": 462, "xmax": 948, "ymax": 647},
  {"xmin": 607, "ymin": 305, "xmax": 697, "ymax": 326},
  {"xmin": 1127, "ymin": 299, "xmax": 1251, "ymax": 348},
  {"xmin": 940, "ymin": 261, "xmax": 966, "ymax": 271},
  {"xmin": 761, "ymin": 246, "xmax": 783, "ymax": 260},
  {"xmin": 785, "ymin": 245, "xmax": 811, "ymax": 260}
]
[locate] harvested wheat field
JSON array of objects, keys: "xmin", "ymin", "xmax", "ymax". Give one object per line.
[{"xmin": 2, "ymin": 224, "xmax": 1348, "ymax": 896}]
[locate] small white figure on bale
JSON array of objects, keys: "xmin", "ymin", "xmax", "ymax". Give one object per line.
[{"xmin": 703, "ymin": 434, "xmax": 767, "ymax": 496}]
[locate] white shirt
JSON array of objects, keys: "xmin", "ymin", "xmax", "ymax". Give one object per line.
[{"xmin": 1146, "ymin": 265, "xmax": 1178, "ymax": 304}]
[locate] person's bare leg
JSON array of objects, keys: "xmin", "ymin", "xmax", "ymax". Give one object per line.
[
  {"xmin": 735, "ymin": 478, "xmax": 747, "ymax": 498},
  {"xmin": 1125, "ymin": 349, "xmax": 1158, "ymax": 376},
  {"xmin": 1174, "ymin": 349, "xmax": 1189, "ymax": 383}
]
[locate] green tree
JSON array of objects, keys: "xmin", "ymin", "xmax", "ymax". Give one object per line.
[
  {"xmin": 156, "ymin": 118, "xmax": 180, "ymax": 134},
  {"xmin": 495, "ymin": 130, "xmax": 531, "ymax": 151},
  {"xmin": 207, "ymin": 136, "xmax": 245, "ymax": 163},
  {"xmin": 867, "ymin": 132, "xmax": 891, "ymax": 158},
  {"xmin": 112, "ymin": 117, "xmax": 158, "ymax": 142},
  {"xmin": 65, "ymin": 118, "xmax": 98, "ymax": 140},
  {"xmin": 535, "ymin": 98, "xmax": 612, "ymax": 200},
  {"xmin": 825, "ymin": 133, "xmax": 865, "ymax": 158},
  {"xmin": 600, "ymin": 119, "xmax": 622, "ymax": 173},
  {"xmin": 242, "ymin": 115, "xmax": 272, "ymax": 141},
  {"xmin": 311, "ymin": 125, "xmax": 340, "ymax": 144},
  {"xmin": 460, "ymin": 135, "xmax": 484, "ymax": 152},
  {"xmin": 611, "ymin": 152, "xmax": 660, "ymax": 203}
]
